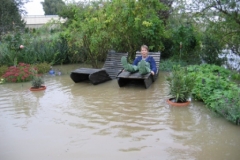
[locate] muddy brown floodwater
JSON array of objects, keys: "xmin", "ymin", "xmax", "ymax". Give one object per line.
[{"xmin": 0, "ymin": 64, "xmax": 240, "ymax": 160}]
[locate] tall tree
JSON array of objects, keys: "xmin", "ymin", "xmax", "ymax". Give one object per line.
[
  {"xmin": 158, "ymin": 0, "xmax": 174, "ymax": 25},
  {"xmin": 0, "ymin": 0, "xmax": 28, "ymax": 35},
  {"xmin": 41, "ymin": 0, "xmax": 66, "ymax": 15},
  {"xmin": 60, "ymin": 0, "xmax": 168, "ymax": 67},
  {"xmin": 183, "ymin": 0, "xmax": 240, "ymax": 54}
]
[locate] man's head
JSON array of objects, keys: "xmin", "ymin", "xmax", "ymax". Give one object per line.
[{"xmin": 141, "ymin": 45, "xmax": 149, "ymax": 58}]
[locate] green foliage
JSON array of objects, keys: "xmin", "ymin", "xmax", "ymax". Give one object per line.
[
  {"xmin": 0, "ymin": 27, "xmax": 24, "ymax": 66},
  {"xmin": 159, "ymin": 59, "xmax": 187, "ymax": 71},
  {"xmin": 200, "ymin": 35, "xmax": 225, "ymax": 65},
  {"xmin": 0, "ymin": 43, "xmax": 14, "ymax": 66},
  {"xmin": 189, "ymin": 64, "xmax": 231, "ymax": 101},
  {"xmin": 32, "ymin": 62, "xmax": 51, "ymax": 74},
  {"xmin": 166, "ymin": 65, "xmax": 196, "ymax": 102},
  {"xmin": 60, "ymin": 0, "xmax": 168, "ymax": 67},
  {"xmin": 103, "ymin": 0, "xmax": 167, "ymax": 58},
  {"xmin": 0, "ymin": 28, "xmax": 69, "ymax": 66},
  {"xmin": 231, "ymin": 72, "xmax": 240, "ymax": 81},
  {"xmin": 160, "ymin": 37, "xmax": 174, "ymax": 59},
  {"xmin": 183, "ymin": 0, "xmax": 240, "ymax": 54},
  {"xmin": 212, "ymin": 89, "xmax": 240, "ymax": 125},
  {"xmin": 0, "ymin": 0, "xmax": 27, "ymax": 37},
  {"xmin": 0, "ymin": 65, "xmax": 8, "ymax": 77},
  {"xmin": 170, "ymin": 24, "xmax": 200, "ymax": 62},
  {"xmin": 188, "ymin": 64, "xmax": 240, "ymax": 124},
  {"xmin": 31, "ymin": 76, "xmax": 44, "ymax": 88},
  {"xmin": 41, "ymin": 0, "xmax": 66, "ymax": 15},
  {"xmin": 31, "ymin": 34, "xmax": 68, "ymax": 65}
]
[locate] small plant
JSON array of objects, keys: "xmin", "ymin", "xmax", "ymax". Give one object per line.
[
  {"xmin": 166, "ymin": 65, "xmax": 195, "ymax": 102},
  {"xmin": 0, "ymin": 78, "xmax": 5, "ymax": 84},
  {"xmin": 2, "ymin": 63, "xmax": 37, "ymax": 82},
  {"xmin": 31, "ymin": 76, "xmax": 44, "ymax": 88}
]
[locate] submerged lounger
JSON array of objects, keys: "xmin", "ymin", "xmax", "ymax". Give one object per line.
[
  {"xmin": 70, "ymin": 51, "xmax": 128, "ymax": 85},
  {"xmin": 117, "ymin": 51, "xmax": 161, "ymax": 89}
]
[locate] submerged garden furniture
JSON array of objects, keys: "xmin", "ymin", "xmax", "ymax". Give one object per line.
[
  {"xmin": 70, "ymin": 51, "xmax": 128, "ymax": 85},
  {"xmin": 117, "ymin": 51, "xmax": 161, "ymax": 89}
]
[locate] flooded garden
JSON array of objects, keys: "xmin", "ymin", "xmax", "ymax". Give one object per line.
[
  {"xmin": 0, "ymin": 64, "xmax": 239, "ymax": 160},
  {"xmin": 1, "ymin": 1, "xmax": 240, "ymax": 159}
]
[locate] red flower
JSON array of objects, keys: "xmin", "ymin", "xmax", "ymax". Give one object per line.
[{"xmin": 2, "ymin": 63, "xmax": 37, "ymax": 83}]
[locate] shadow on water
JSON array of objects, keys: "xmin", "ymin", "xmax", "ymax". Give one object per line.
[{"xmin": 0, "ymin": 64, "xmax": 239, "ymax": 160}]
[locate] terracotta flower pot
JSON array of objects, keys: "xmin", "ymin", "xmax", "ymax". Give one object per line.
[
  {"xmin": 30, "ymin": 86, "xmax": 46, "ymax": 91},
  {"xmin": 167, "ymin": 98, "xmax": 190, "ymax": 107}
]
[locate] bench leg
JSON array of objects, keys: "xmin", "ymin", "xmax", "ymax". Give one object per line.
[
  {"xmin": 89, "ymin": 70, "xmax": 111, "ymax": 85},
  {"xmin": 70, "ymin": 72, "xmax": 90, "ymax": 83},
  {"xmin": 144, "ymin": 76, "xmax": 153, "ymax": 89},
  {"xmin": 117, "ymin": 78, "xmax": 129, "ymax": 87}
]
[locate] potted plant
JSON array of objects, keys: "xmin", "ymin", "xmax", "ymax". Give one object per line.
[
  {"xmin": 30, "ymin": 76, "xmax": 46, "ymax": 91},
  {"xmin": 166, "ymin": 65, "xmax": 195, "ymax": 106}
]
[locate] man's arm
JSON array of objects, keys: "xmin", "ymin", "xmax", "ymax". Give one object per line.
[{"xmin": 149, "ymin": 57, "xmax": 157, "ymax": 74}]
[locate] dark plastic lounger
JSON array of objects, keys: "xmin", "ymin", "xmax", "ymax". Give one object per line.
[
  {"xmin": 117, "ymin": 51, "xmax": 161, "ymax": 89},
  {"xmin": 70, "ymin": 51, "xmax": 128, "ymax": 85}
]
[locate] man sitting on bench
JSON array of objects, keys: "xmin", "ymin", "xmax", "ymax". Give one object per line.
[{"xmin": 121, "ymin": 45, "xmax": 157, "ymax": 75}]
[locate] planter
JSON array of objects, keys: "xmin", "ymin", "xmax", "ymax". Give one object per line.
[
  {"xmin": 30, "ymin": 86, "xmax": 46, "ymax": 91},
  {"xmin": 167, "ymin": 98, "xmax": 190, "ymax": 107}
]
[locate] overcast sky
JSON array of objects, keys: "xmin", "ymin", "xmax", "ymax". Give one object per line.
[
  {"xmin": 24, "ymin": 0, "xmax": 44, "ymax": 15},
  {"xmin": 24, "ymin": 0, "xmax": 84, "ymax": 15}
]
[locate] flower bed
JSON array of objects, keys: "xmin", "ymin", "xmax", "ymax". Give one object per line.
[{"xmin": 2, "ymin": 63, "xmax": 37, "ymax": 82}]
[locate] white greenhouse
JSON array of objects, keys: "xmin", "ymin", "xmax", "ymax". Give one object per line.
[{"xmin": 22, "ymin": 15, "xmax": 66, "ymax": 28}]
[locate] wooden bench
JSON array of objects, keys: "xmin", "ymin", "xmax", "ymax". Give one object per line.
[
  {"xmin": 117, "ymin": 51, "xmax": 161, "ymax": 89},
  {"xmin": 70, "ymin": 51, "xmax": 128, "ymax": 85}
]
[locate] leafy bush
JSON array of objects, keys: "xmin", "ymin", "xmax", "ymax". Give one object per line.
[
  {"xmin": 32, "ymin": 62, "xmax": 51, "ymax": 74},
  {"xmin": 171, "ymin": 24, "xmax": 200, "ymax": 63},
  {"xmin": 60, "ymin": 0, "xmax": 168, "ymax": 67},
  {"xmin": 231, "ymin": 72, "xmax": 240, "ymax": 81},
  {"xmin": 0, "ymin": 65, "xmax": 8, "ymax": 77},
  {"xmin": 200, "ymin": 35, "xmax": 225, "ymax": 65},
  {"xmin": 188, "ymin": 64, "xmax": 240, "ymax": 124},
  {"xmin": 208, "ymin": 89, "xmax": 240, "ymax": 125},
  {"xmin": 2, "ymin": 63, "xmax": 37, "ymax": 82},
  {"xmin": 0, "ymin": 29, "xmax": 69, "ymax": 66},
  {"xmin": 159, "ymin": 59, "xmax": 187, "ymax": 71}
]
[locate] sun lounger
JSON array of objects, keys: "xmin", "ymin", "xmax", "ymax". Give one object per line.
[
  {"xmin": 117, "ymin": 51, "xmax": 161, "ymax": 88},
  {"xmin": 70, "ymin": 51, "xmax": 128, "ymax": 85}
]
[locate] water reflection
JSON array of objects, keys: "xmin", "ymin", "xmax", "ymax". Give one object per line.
[{"xmin": 0, "ymin": 64, "xmax": 239, "ymax": 160}]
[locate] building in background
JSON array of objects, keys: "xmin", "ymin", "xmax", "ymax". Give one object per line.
[{"xmin": 22, "ymin": 15, "xmax": 66, "ymax": 28}]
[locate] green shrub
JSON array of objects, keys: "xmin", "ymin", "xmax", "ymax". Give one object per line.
[
  {"xmin": 159, "ymin": 59, "xmax": 187, "ymax": 71},
  {"xmin": 171, "ymin": 24, "xmax": 199, "ymax": 62},
  {"xmin": 231, "ymin": 72, "xmax": 240, "ymax": 81},
  {"xmin": 200, "ymin": 35, "xmax": 225, "ymax": 65},
  {"xmin": 188, "ymin": 64, "xmax": 240, "ymax": 124},
  {"xmin": 0, "ymin": 29, "xmax": 69, "ymax": 66},
  {"xmin": 32, "ymin": 62, "xmax": 51, "ymax": 74},
  {"xmin": 0, "ymin": 65, "xmax": 8, "ymax": 77},
  {"xmin": 208, "ymin": 88, "xmax": 240, "ymax": 125}
]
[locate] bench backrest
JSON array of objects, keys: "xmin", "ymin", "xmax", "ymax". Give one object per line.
[{"xmin": 103, "ymin": 51, "xmax": 128, "ymax": 79}]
